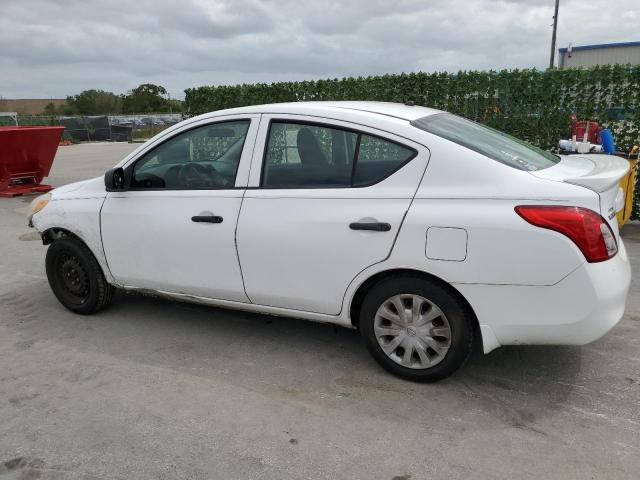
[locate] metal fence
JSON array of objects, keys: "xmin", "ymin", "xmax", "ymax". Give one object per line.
[
  {"xmin": 108, "ymin": 114, "xmax": 184, "ymax": 141},
  {"xmin": 0, "ymin": 113, "xmax": 185, "ymax": 142}
]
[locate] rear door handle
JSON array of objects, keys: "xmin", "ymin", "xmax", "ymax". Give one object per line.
[
  {"xmin": 192, "ymin": 215, "xmax": 223, "ymax": 224},
  {"xmin": 349, "ymin": 222, "xmax": 391, "ymax": 232}
]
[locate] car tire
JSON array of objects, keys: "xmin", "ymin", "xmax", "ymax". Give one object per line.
[
  {"xmin": 359, "ymin": 275, "xmax": 474, "ymax": 382},
  {"xmin": 45, "ymin": 236, "xmax": 115, "ymax": 314}
]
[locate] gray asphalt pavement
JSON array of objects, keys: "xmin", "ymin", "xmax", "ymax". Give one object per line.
[{"xmin": 0, "ymin": 142, "xmax": 639, "ymax": 479}]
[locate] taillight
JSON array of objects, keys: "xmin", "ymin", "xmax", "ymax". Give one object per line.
[{"xmin": 515, "ymin": 206, "xmax": 618, "ymax": 262}]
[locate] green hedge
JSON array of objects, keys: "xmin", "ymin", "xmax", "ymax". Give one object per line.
[
  {"xmin": 185, "ymin": 65, "xmax": 640, "ymax": 215},
  {"xmin": 185, "ymin": 66, "xmax": 639, "ymax": 148}
]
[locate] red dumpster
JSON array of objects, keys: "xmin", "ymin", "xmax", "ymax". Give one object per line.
[{"xmin": 0, "ymin": 126, "xmax": 65, "ymax": 197}]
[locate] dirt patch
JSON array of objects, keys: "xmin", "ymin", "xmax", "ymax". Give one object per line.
[
  {"xmin": 0, "ymin": 456, "xmax": 45, "ymax": 474},
  {"xmin": 335, "ymin": 373, "xmax": 410, "ymax": 394},
  {"xmin": 18, "ymin": 231, "xmax": 41, "ymax": 241}
]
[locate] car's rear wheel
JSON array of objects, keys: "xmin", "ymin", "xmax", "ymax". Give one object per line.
[
  {"xmin": 359, "ymin": 275, "xmax": 473, "ymax": 382},
  {"xmin": 45, "ymin": 236, "xmax": 114, "ymax": 314}
]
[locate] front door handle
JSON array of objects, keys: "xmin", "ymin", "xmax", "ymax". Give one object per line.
[
  {"xmin": 192, "ymin": 215, "xmax": 223, "ymax": 224},
  {"xmin": 349, "ymin": 222, "xmax": 391, "ymax": 232}
]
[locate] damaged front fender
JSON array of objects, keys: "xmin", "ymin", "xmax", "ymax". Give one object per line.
[{"xmin": 31, "ymin": 198, "xmax": 117, "ymax": 286}]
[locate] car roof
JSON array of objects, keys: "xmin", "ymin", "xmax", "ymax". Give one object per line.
[{"xmin": 199, "ymin": 101, "xmax": 443, "ymax": 122}]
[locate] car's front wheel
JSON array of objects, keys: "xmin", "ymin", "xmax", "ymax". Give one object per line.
[
  {"xmin": 359, "ymin": 275, "xmax": 474, "ymax": 382},
  {"xmin": 45, "ymin": 236, "xmax": 115, "ymax": 314}
]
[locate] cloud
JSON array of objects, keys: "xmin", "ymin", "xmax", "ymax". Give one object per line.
[{"xmin": 0, "ymin": 0, "xmax": 637, "ymax": 99}]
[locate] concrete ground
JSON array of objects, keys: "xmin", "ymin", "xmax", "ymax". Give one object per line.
[{"xmin": 0, "ymin": 142, "xmax": 639, "ymax": 479}]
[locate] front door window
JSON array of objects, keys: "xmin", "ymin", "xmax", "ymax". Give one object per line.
[{"xmin": 132, "ymin": 120, "xmax": 250, "ymax": 189}]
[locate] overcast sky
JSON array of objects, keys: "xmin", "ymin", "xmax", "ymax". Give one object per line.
[{"xmin": 0, "ymin": 0, "xmax": 637, "ymax": 99}]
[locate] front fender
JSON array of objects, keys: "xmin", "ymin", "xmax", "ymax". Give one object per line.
[{"xmin": 31, "ymin": 198, "xmax": 117, "ymax": 285}]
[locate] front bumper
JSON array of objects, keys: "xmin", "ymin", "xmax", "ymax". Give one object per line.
[{"xmin": 455, "ymin": 240, "xmax": 631, "ymax": 352}]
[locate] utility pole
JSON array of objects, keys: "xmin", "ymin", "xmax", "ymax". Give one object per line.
[{"xmin": 549, "ymin": 0, "xmax": 560, "ymax": 68}]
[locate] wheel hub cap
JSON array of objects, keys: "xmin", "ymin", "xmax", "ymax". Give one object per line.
[{"xmin": 373, "ymin": 294, "xmax": 452, "ymax": 369}]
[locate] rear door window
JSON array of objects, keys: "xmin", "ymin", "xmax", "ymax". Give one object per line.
[
  {"xmin": 263, "ymin": 122, "xmax": 357, "ymax": 187},
  {"xmin": 262, "ymin": 121, "xmax": 416, "ymax": 188},
  {"xmin": 353, "ymin": 134, "xmax": 416, "ymax": 186}
]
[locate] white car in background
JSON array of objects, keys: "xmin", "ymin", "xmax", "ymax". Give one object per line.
[{"xmin": 28, "ymin": 101, "xmax": 631, "ymax": 382}]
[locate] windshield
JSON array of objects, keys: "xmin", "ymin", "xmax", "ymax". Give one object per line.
[{"xmin": 411, "ymin": 113, "xmax": 560, "ymax": 171}]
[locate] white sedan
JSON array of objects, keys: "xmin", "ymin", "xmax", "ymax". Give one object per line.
[{"xmin": 28, "ymin": 101, "xmax": 631, "ymax": 382}]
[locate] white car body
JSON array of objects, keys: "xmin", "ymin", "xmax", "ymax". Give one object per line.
[{"xmin": 31, "ymin": 101, "xmax": 631, "ymax": 356}]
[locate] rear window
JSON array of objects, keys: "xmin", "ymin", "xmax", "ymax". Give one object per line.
[{"xmin": 411, "ymin": 113, "xmax": 559, "ymax": 171}]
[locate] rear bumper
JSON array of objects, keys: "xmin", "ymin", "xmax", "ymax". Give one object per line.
[{"xmin": 455, "ymin": 240, "xmax": 631, "ymax": 352}]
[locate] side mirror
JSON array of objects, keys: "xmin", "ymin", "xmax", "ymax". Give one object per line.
[{"xmin": 104, "ymin": 167, "xmax": 126, "ymax": 191}]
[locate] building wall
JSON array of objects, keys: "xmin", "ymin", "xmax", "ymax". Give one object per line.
[
  {"xmin": 0, "ymin": 98, "xmax": 66, "ymax": 115},
  {"xmin": 560, "ymin": 44, "xmax": 640, "ymax": 68}
]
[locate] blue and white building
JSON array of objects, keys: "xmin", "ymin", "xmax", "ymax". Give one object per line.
[{"xmin": 559, "ymin": 41, "xmax": 640, "ymax": 68}]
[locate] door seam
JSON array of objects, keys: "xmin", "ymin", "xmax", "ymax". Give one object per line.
[
  {"xmin": 235, "ymin": 114, "xmax": 263, "ymax": 304},
  {"xmin": 98, "ymin": 194, "xmax": 122, "ymax": 286},
  {"xmin": 338, "ymin": 146, "xmax": 432, "ymax": 318}
]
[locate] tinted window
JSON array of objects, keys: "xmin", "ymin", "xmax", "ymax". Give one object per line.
[
  {"xmin": 411, "ymin": 113, "xmax": 559, "ymax": 171},
  {"xmin": 132, "ymin": 120, "xmax": 250, "ymax": 189},
  {"xmin": 262, "ymin": 122, "xmax": 415, "ymax": 188},
  {"xmin": 263, "ymin": 122, "xmax": 357, "ymax": 187},
  {"xmin": 354, "ymin": 134, "xmax": 415, "ymax": 186}
]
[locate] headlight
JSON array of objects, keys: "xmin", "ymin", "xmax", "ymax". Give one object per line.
[{"xmin": 27, "ymin": 193, "xmax": 51, "ymax": 224}]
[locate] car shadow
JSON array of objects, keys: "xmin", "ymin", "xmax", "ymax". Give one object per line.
[{"xmin": 3, "ymin": 283, "xmax": 583, "ymax": 431}]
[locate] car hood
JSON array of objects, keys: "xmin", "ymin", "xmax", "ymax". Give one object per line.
[{"xmin": 51, "ymin": 176, "xmax": 107, "ymax": 200}]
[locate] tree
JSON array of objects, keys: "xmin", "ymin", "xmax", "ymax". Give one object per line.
[
  {"xmin": 167, "ymin": 98, "xmax": 184, "ymax": 113},
  {"xmin": 121, "ymin": 83, "xmax": 170, "ymax": 113},
  {"xmin": 56, "ymin": 102, "xmax": 76, "ymax": 115},
  {"xmin": 65, "ymin": 89, "xmax": 121, "ymax": 114},
  {"xmin": 43, "ymin": 102, "xmax": 56, "ymax": 115}
]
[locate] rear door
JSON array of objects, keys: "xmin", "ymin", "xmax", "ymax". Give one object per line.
[{"xmin": 236, "ymin": 115, "xmax": 430, "ymax": 315}]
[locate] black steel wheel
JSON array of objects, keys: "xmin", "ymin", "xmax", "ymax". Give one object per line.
[{"xmin": 46, "ymin": 236, "xmax": 114, "ymax": 314}]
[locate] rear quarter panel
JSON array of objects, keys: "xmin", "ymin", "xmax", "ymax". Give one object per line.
[
  {"xmin": 389, "ymin": 131, "xmax": 603, "ymax": 286},
  {"xmin": 339, "ymin": 129, "xmax": 605, "ymax": 326}
]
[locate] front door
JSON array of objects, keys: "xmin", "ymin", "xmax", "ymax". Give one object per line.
[
  {"xmin": 236, "ymin": 116, "xmax": 430, "ymax": 315},
  {"xmin": 101, "ymin": 116, "xmax": 258, "ymax": 302}
]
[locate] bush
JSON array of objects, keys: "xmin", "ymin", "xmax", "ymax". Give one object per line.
[
  {"xmin": 185, "ymin": 65, "xmax": 640, "ymax": 217},
  {"xmin": 185, "ymin": 65, "xmax": 640, "ymax": 150}
]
